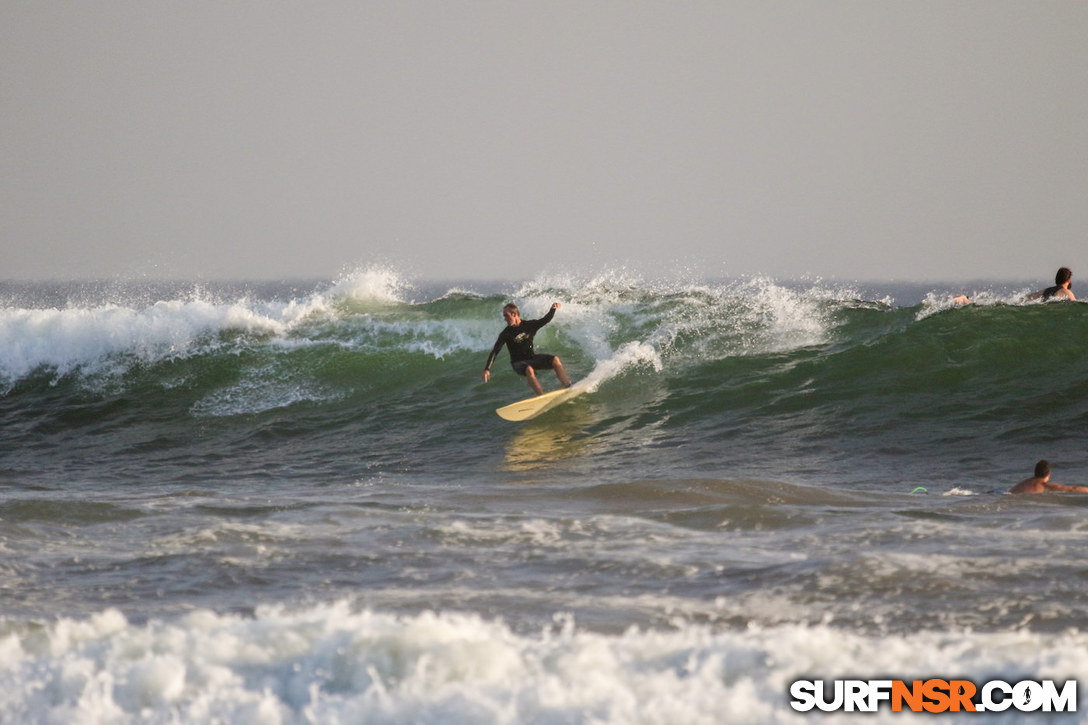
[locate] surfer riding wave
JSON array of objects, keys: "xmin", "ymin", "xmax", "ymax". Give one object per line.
[{"xmin": 481, "ymin": 302, "xmax": 571, "ymax": 396}]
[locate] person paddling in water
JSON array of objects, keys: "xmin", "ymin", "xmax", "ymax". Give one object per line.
[
  {"xmin": 953, "ymin": 267, "xmax": 1076, "ymax": 305},
  {"xmin": 1009, "ymin": 460, "xmax": 1088, "ymax": 494},
  {"xmin": 1026, "ymin": 267, "xmax": 1075, "ymax": 302},
  {"xmin": 482, "ymin": 302, "xmax": 571, "ymax": 396}
]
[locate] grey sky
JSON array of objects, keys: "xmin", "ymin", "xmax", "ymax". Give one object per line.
[{"xmin": 4, "ymin": 2, "xmax": 1086, "ymax": 282}]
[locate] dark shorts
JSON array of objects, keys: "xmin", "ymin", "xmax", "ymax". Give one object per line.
[{"xmin": 511, "ymin": 354, "xmax": 556, "ymax": 376}]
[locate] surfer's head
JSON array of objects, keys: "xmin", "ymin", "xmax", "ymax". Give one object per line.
[
  {"xmin": 1034, "ymin": 460, "xmax": 1051, "ymax": 479},
  {"xmin": 502, "ymin": 303, "xmax": 520, "ymax": 325},
  {"xmin": 1055, "ymin": 267, "xmax": 1072, "ymax": 286}
]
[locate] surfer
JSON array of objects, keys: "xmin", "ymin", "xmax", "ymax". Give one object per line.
[
  {"xmin": 482, "ymin": 302, "xmax": 571, "ymax": 396},
  {"xmin": 1009, "ymin": 460, "xmax": 1088, "ymax": 494},
  {"xmin": 1026, "ymin": 267, "xmax": 1075, "ymax": 302}
]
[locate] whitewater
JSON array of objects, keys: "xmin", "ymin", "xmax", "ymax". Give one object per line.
[{"xmin": 2, "ymin": 267, "xmax": 1087, "ymax": 723}]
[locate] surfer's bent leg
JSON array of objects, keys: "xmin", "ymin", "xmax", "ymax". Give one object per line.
[
  {"xmin": 553, "ymin": 356, "xmax": 571, "ymax": 388},
  {"xmin": 523, "ymin": 366, "xmax": 544, "ymax": 395}
]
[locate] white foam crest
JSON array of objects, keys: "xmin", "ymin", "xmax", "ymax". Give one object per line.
[
  {"xmin": 732, "ymin": 277, "xmax": 834, "ymax": 352},
  {"xmin": 0, "ymin": 276, "xmax": 414, "ymax": 386},
  {"xmin": 915, "ymin": 292, "xmax": 967, "ymax": 320},
  {"xmin": 324, "ymin": 266, "xmax": 410, "ymax": 305},
  {"xmin": 3, "ymin": 603, "xmax": 1087, "ymax": 724},
  {"xmin": 258, "ymin": 294, "xmax": 336, "ymax": 329},
  {"xmin": 0, "ymin": 300, "xmax": 289, "ymax": 384},
  {"xmin": 510, "ymin": 269, "xmax": 660, "ymax": 358},
  {"xmin": 915, "ymin": 286, "xmax": 1040, "ymax": 320},
  {"xmin": 497, "ymin": 274, "xmax": 855, "ymax": 377},
  {"xmin": 581, "ymin": 341, "xmax": 663, "ymax": 392},
  {"xmin": 618, "ymin": 276, "xmax": 841, "ymax": 364},
  {"xmin": 433, "ymin": 286, "xmax": 487, "ymax": 302}
]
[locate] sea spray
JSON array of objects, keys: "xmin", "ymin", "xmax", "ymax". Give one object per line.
[
  {"xmin": 326, "ymin": 266, "xmax": 411, "ymax": 306},
  {"xmin": 0, "ymin": 300, "xmax": 286, "ymax": 387},
  {"xmin": 3, "ymin": 603, "xmax": 1087, "ymax": 724},
  {"xmin": 580, "ymin": 341, "xmax": 663, "ymax": 392}
]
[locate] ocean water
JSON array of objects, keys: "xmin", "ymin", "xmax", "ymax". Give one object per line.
[{"xmin": 1, "ymin": 268, "xmax": 1087, "ymax": 723}]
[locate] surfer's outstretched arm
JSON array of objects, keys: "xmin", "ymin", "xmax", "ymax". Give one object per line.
[
  {"xmin": 1044, "ymin": 482, "xmax": 1088, "ymax": 493},
  {"xmin": 482, "ymin": 337, "xmax": 505, "ymax": 383}
]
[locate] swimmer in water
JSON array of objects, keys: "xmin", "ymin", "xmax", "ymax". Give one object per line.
[
  {"xmin": 1025, "ymin": 267, "xmax": 1075, "ymax": 302},
  {"xmin": 1009, "ymin": 460, "xmax": 1088, "ymax": 494}
]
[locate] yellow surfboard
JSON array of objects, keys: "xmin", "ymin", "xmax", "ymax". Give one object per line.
[{"xmin": 495, "ymin": 382, "xmax": 588, "ymax": 421}]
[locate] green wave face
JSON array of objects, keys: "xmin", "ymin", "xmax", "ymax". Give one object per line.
[{"xmin": 1, "ymin": 274, "xmax": 1084, "ymax": 491}]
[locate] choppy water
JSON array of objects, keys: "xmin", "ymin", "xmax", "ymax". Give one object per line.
[{"xmin": 1, "ymin": 269, "xmax": 1086, "ymax": 723}]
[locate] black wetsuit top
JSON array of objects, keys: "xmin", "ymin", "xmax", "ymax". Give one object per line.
[
  {"xmin": 1041, "ymin": 285, "xmax": 1062, "ymax": 300},
  {"xmin": 483, "ymin": 307, "xmax": 555, "ymax": 372}
]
